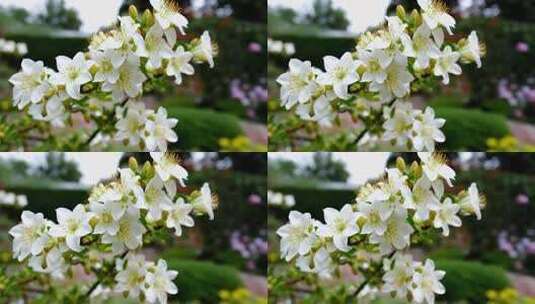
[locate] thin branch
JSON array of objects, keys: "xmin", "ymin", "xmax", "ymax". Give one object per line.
[{"xmin": 84, "ymin": 98, "xmax": 129, "ymax": 147}]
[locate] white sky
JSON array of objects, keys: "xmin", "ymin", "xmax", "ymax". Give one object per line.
[
  {"xmin": 269, "ymin": 152, "xmax": 391, "ymax": 185},
  {"xmin": 0, "ymin": 152, "xmax": 123, "ymax": 185},
  {"xmin": 268, "ymin": 0, "xmax": 392, "ymax": 33}
]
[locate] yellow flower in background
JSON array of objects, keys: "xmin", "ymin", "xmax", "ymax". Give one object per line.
[
  {"xmin": 486, "ymin": 288, "xmax": 535, "ymax": 304},
  {"xmin": 219, "ymin": 136, "xmax": 267, "ymax": 152},
  {"xmin": 219, "ymin": 288, "xmax": 267, "ymax": 304},
  {"xmin": 487, "ymin": 136, "xmax": 535, "ymax": 152}
]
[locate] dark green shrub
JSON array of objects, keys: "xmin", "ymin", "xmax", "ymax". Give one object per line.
[
  {"xmin": 480, "ymin": 251, "xmax": 514, "ymax": 270},
  {"xmin": 429, "ymin": 247, "xmax": 466, "ymax": 261},
  {"xmin": 167, "ymin": 107, "xmax": 243, "ymax": 151},
  {"xmin": 435, "ymin": 108, "xmax": 510, "ymax": 151},
  {"xmin": 167, "ymin": 259, "xmax": 242, "ymax": 303},
  {"xmin": 435, "ymin": 260, "xmax": 510, "ymax": 303},
  {"xmin": 429, "ymin": 94, "xmax": 467, "ymax": 109}
]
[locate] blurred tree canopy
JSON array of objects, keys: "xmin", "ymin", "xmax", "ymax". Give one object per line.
[
  {"xmin": 36, "ymin": 153, "xmax": 82, "ymax": 182},
  {"xmin": 269, "ymin": 153, "xmax": 349, "ymax": 183},
  {"xmin": 36, "ymin": 0, "xmax": 82, "ymax": 30},
  {"xmin": 217, "ymin": 0, "xmax": 266, "ymax": 23},
  {"xmin": 304, "ymin": 153, "xmax": 349, "ymax": 182},
  {"xmin": 303, "ymin": 0, "xmax": 349, "ymax": 30}
]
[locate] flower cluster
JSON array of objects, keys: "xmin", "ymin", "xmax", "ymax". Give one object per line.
[
  {"xmin": 276, "ymin": 1, "xmax": 484, "ymax": 151},
  {"xmin": 8, "ymin": 0, "xmax": 217, "ymax": 151},
  {"xmin": 276, "ymin": 153, "xmax": 484, "ymax": 303},
  {"xmin": 8, "ymin": 153, "xmax": 217, "ymax": 303},
  {"xmin": 0, "ymin": 190, "xmax": 28, "ymax": 208},
  {"xmin": 268, "ymin": 190, "xmax": 295, "ymax": 208},
  {"xmin": 0, "ymin": 38, "xmax": 27, "ymax": 56},
  {"xmin": 268, "ymin": 38, "xmax": 296, "ymax": 56},
  {"xmin": 230, "ymin": 230, "xmax": 268, "ymax": 270}
]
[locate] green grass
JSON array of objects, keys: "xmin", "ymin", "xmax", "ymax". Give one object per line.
[
  {"xmin": 168, "ymin": 107, "xmax": 243, "ymax": 151},
  {"xmin": 436, "ymin": 108, "xmax": 511, "ymax": 150}
]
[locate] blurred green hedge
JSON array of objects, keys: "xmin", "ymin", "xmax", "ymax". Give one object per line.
[
  {"xmin": 436, "ymin": 108, "xmax": 510, "ymax": 150},
  {"xmin": 3, "ymin": 180, "xmax": 88, "ymax": 220},
  {"xmin": 269, "ymin": 178, "xmax": 357, "ymax": 219},
  {"xmin": 167, "ymin": 259, "xmax": 242, "ymax": 303},
  {"xmin": 168, "ymin": 106, "xmax": 243, "ymax": 151},
  {"xmin": 436, "ymin": 259, "xmax": 510, "ymax": 303},
  {"xmin": 269, "ymin": 31, "xmax": 355, "ymax": 67}
]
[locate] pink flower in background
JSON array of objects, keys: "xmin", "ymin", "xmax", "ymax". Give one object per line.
[
  {"xmin": 248, "ymin": 194, "xmax": 262, "ymax": 205},
  {"xmin": 515, "ymin": 193, "xmax": 530, "ymax": 205},
  {"xmin": 516, "ymin": 42, "xmax": 529, "ymax": 53},
  {"xmin": 248, "ymin": 42, "xmax": 262, "ymax": 53}
]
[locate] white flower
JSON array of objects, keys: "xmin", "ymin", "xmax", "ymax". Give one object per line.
[
  {"xmin": 276, "ymin": 59, "xmax": 318, "ymax": 109},
  {"xmin": 28, "ymin": 92, "xmax": 68, "ymax": 127},
  {"xmin": 166, "ymin": 198, "xmax": 194, "ymax": 236},
  {"xmin": 90, "ymin": 200, "xmax": 124, "ymax": 235},
  {"xmin": 417, "ymin": 0, "xmax": 456, "ymax": 34},
  {"xmin": 401, "ymin": 24, "xmax": 441, "ymax": 70},
  {"xmin": 358, "ymin": 201, "xmax": 390, "ymax": 236},
  {"xmin": 411, "ymin": 259, "xmax": 446, "ymax": 304},
  {"xmin": 433, "ymin": 46, "xmax": 461, "ymax": 85},
  {"xmin": 369, "ymin": 209, "xmax": 414, "ymax": 254},
  {"xmin": 383, "ymin": 103, "xmax": 415, "ymax": 147},
  {"xmin": 8, "ymin": 211, "xmax": 50, "ymax": 261},
  {"xmin": 459, "ymin": 183, "xmax": 482, "ymax": 220},
  {"xmin": 359, "ymin": 49, "xmax": 392, "ymax": 84},
  {"xmin": 144, "ymin": 259, "xmax": 178, "ymax": 304},
  {"xmin": 433, "ymin": 198, "xmax": 461, "ymax": 236},
  {"xmin": 401, "ymin": 176, "xmax": 440, "ymax": 221},
  {"xmin": 382, "ymin": 253, "xmax": 415, "ymax": 298},
  {"xmin": 316, "ymin": 204, "xmax": 360, "ymax": 252},
  {"xmin": 134, "ymin": 23, "xmax": 173, "ymax": 69},
  {"xmin": 191, "ymin": 183, "xmax": 214, "ymax": 220},
  {"xmin": 150, "ymin": 152, "xmax": 188, "ymax": 186},
  {"xmin": 9, "ymin": 59, "xmax": 51, "ymax": 108},
  {"xmin": 115, "ymin": 101, "xmax": 148, "ymax": 147},
  {"xmin": 115, "ymin": 253, "xmax": 148, "ymax": 299},
  {"xmin": 369, "ymin": 55, "xmax": 414, "ymax": 102},
  {"xmin": 316, "ymin": 52, "xmax": 360, "ymax": 100},
  {"xmin": 150, "ymin": 0, "xmax": 189, "ymax": 34},
  {"xmin": 277, "ymin": 211, "xmax": 318, "ymax": 261},
  {"xmin": 386, "ymin": 16, "xmax": 408, "ymax": 40},
  {"xmin": 417, "ymin": 153, "xmax": 455, "ymax": 186},
  {"xmin": 192, "ymin": 31, "xmax": 215, "ymax": 68},
  {"xmin": 296, "ymin": 246, "xmax": 334, "ymax": 278},
  {"xmin": 461, "ymin": 31, "xmax": 483, "ymax": 68},
  {"xmin": 166, "ymin": 46, "xmax": 194, "ymax": 84},
  {"xmin": 28, "ymin": 245, "xmax": 68, "ymax": 279},
  {"xmin": 48, "ymin": 204, "xmax": 93, "ymax": 252},
  {"xmin": 102, "ymin": 207, "xmax": 146, "ymax": 254},
  {"xmin": 91, "ymin": 49, "xmax": 125, "ymax": 83},
  {"xmin": 144, "ymin": 107, "xmax": 179, "ymax": 152},
  {"xmin": 412, "ymin": 108, "xmax": 446, "ymax": 152},
  {"xmin": 138, "ymin": 176, "xmax": 173, "ymax": 221},
  {"xmin": 49, "ymin": 52, "xmax": 94, "ymax": 100},
  {"xmin": 102, "ymin": 55, "xmax": 147, "ymax": 101},
  {"xmin": 119, "ymin": 167, "xmax": 145, "ymax": 204}
]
